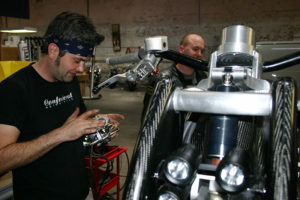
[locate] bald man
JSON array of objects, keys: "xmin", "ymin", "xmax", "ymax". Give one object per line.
[
  {"xmin": 174, "ymin": 33, "xmax": 206, "ymax": 86},
  {"xmin": 141, "ymin": 33, "xmax": 207, "ymax": 122}
]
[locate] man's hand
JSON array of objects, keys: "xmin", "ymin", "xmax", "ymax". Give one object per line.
[
  {"xmin": 0, "ymin": 108, "xmax": 108, "ymax": 174},
  {"xmin": 107, "ymin": 113, "xmax": 125, "ymax": 128},
  {"xmin": 57, "ymin": 108, "xmax": 106, "ymax": 142}
]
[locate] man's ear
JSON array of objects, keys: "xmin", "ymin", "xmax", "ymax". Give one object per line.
[{"xmin": 48, "ymin": 43, "xmax": 59, "ymax": 60}]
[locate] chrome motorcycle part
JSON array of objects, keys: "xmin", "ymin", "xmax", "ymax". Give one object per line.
[
  {"xmin": 94, "ymin": 36, "xmax": 167, "ymax": 94},
  {"xmin": 190, "ymin": 165, "xmax": 217, "ymax": 200},
  {"xmin": 208, "ymin": 77, "xmax": 239, "ymax": 158},
  {"xmin": 208, "ymin": 115, "xmax": 238, "ymax": 158},
  {"xmin": 127, "ymin": 53, "xmax": 159, "ymax": 81},
  {"xmin": 217, "ymin": 25, "xmax": 255, "ymax": 57},
  {"xmin": 171, "ymin": 88, "xmax": 273, "ymax": 116},
  {"xmin": 204, "ymin": 25, "xmax": 264, "ymax": 93},
  {"xmin": 92, "ymin": 72, "xmax": 126, "ymax": 94},
  {"xmin": 83, "ymin": 116, "xmax": 118, "ymax": 149},
  {"xmin": 216, "ymin": 25, "xmax": 255, "ymax": 70},
  {"xmin": 204, "ymin": 51, "xmax": 265, "ymax": 91},
  {"xmin": 144, "ymin": 36, "xmax": 168, "ymax": 51}
]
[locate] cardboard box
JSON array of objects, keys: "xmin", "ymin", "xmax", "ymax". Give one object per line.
[{"xmin": 0, "ymin": 47, "xmax": 19, "ymax": 61}]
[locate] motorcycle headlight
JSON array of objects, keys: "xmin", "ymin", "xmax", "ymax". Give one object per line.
[
  {"xmin": 216, "ymin": 147, "xmax": 252, "ymax": 193},
  {"xmin": 158, "ymin": 191, "xmax": 180, "ymax": 200},
  {"xmin": 219, "ymin": 163, "xmax": 245, "ymax": 186},
  {"xmin": 165, "ymin": 158, "xmax": 190, "ymax": 184},
  {"xmin": 163, "ymin": 144, "xmax": 200, "ymax": 186}
]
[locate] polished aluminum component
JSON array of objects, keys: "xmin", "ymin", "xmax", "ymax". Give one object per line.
[
  {"xmin": 129, "ymin": 53, "xmax": 158, "ymax": 81},
  {"xmin": 145, "ymin": 36, "xmax": 168, "ymax": 51},
  {"xmin": 244, "ymin": 75, "xmax": 271, "ymax": 92},
  {"xmin": 190, "ymin": 174, "xmax": 216, "ymax": 200},
  {"xmin": 218, "ymin": 25, "xmax": 255, "ymax": 56},
  {"xmin": 251, "ymin": 50, "xmax": 262, "ymax": 79},
  {"xmin": 211, "ymin": 66, "xmax": 246, "ymax": 82},
  {"xmin": 202, "ymin": 44, "xmax": 265, "ymax": 91},
  {"xmin": 171, "ymin": 88, "xmax": 272, "ymax": 116}
]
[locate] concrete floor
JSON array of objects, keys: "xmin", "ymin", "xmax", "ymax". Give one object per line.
[{"xmin": 84, "ymin": 83, "xmax": 146, "ymax": 199}]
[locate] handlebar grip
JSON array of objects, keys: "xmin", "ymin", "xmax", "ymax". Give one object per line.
[{"xmin": 106, "ymin": 52, "xmax": 141, "ymax": 65}]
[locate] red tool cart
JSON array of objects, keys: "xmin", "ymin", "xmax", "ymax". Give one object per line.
[{"xmin": 85, "ymin": 146, "xmax": 127, "ymax": 200}]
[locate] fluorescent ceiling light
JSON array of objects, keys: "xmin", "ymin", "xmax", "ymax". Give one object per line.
[{"xmin": 0, "ymin": 27, "xmax": 37, "ymax": 33}]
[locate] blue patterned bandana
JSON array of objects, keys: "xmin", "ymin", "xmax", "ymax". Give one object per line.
[{"xmin": 46, "ymin": 35, "xmax": 94, "ymax": 57}]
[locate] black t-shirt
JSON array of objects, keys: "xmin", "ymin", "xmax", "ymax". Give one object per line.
[
  {"xmin": 0, "ymin": 64, "xmax": 89, "ymax": 199},
  {"xmin": 160, "ymin": 63, "xmax": 207, "ymax": 88}
]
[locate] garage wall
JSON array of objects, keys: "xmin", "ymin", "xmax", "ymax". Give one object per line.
[{"xmin": 1, "ymin": 0, "xmax": 300, "ymax": 61}]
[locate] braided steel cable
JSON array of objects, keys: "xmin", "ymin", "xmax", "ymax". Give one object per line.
[
  {"xmin": 271, "ymin": 79, "xmax": 297, "ymax": 200},
  {"xmin": 123, "ymin": 79, "xmax": 174, "ymax": 200}
]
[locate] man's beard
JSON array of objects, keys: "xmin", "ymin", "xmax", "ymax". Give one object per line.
[
  {"xmin": 55, "ymin": 56, "xmax": 61, "ymax": 67},
  {"xmin": 52, "ymin": 56, "xmax": 64, "ymax": 82}
]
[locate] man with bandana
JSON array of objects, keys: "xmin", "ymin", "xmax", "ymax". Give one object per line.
[{"xmin": 0, "ymin": 12, "xmax": 124, "ymax": 199}]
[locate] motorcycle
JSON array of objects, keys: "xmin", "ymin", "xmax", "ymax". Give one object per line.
[{"xmin": 93, "ymin": 25, "xmax": 300, "ymax": 200}]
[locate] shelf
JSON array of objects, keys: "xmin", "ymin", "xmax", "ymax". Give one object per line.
[{"xmin": 85, "ymin": 146, "xmax": 127, "ymax": 200}]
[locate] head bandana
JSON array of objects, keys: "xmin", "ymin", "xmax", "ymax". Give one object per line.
[{"xmin": 46, "ymin": 35, "xmax": 94, "ymax": 57}]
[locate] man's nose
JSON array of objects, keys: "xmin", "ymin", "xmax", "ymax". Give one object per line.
[{"xmin": 77, "ymin": 61, "xmax": 85, "ymax": 72}]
